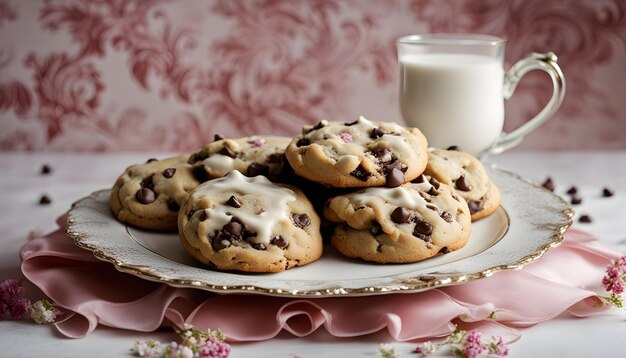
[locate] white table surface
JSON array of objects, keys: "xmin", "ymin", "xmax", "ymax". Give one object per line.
[{"xmin": 1, "ymin": 151, "xmax": 625, "ymax": 357}]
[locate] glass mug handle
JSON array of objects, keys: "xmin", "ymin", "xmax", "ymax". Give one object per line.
[{"xmin": 485, "ymin": 52, "xmax": 566, "ymax": 156}]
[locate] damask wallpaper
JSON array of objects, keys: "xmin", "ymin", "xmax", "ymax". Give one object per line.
[{"xmin": 1, "ymin": 0, "xmax": 625, "ymax": 151}]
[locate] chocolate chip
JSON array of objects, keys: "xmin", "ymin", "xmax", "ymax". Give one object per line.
[
  {"xmin": 602, "ymin": 187, "xmax": 614, "ymax": 197},
  {"xmin": 296, "ymin": 137, "xmax": 310, "ymax": 147},
  {"xmin": 225, "ymin": 195, "xmax": 242, "ymax": 208},
  {"xmin": 566, "ymin": 186, "xmax": 578, "ymax": 195},
  {"xmin": 467, "ymin": 200, "xmax": 484, "ymax": 214},
  {"xmin": 271, "ymin": 235, "xmax": 289, "ymax": 248},
  {"xmin": 412, "ymin": 175, "xmax": 426, "ymax": 184},
  {"xmin": 214, "ymin": 134, "xmax": 224, "ymax": 141},
  {"xmin": 267, "ymin": 153, "xmax": 284, "ymax": 163},
  {"xmin": 427, "ymin": 187, "xmax": 439, "ymax": 196},
  {"xmin": 223, "ymin": 220, "xmax": 244, "ymax": 237},
  {"xmin": 391, "ymin": 207, "xmax": 411, "ymax": 223},
  {"xmin": 323, "ymin": 134, "xmax": 332, "ymax": 140},
  {"xmin": 167, "ymin": 199, "xmax": 180, "ymax": 212},
  {"xmin": 292, "ymin": 213, "xmax": 311, "ymax": 229},
  {"xmin": 192, "ymin": 166, "xmax": 210, "ymax": 182},
  {"xmin": 542, "ymin": 177, "xmax": 555, "ymax": 191},
  {"xmin": 571, "ymin": 195, "xmax": 582, "ymax": 205},
  {"xmin": 438, "ymin": 246, "xmax": 450, "ymax": 254},
  {"xmin": 311, "ymin": 120, "xmax": 327, "ymax": 131},
  {"xmin": 135, "ymin": 188, "xmax": 156, "ymax": 204},
  {"xmin": 370, "ymin": 221, "xmax": 382, "ymax": 236},
  {"xmin": 369, "ymin": 148, "xmax": 391, "ymax": 160},
  {"xmin": 579, "ymin": 214, "xmax": 592, "ymax": 223},
  {"xmin": 413, "ymin": 221, "xmax": 433, "ymax": 236},
  {"xmin": 247, "ymin": 162, "xmax": 269, "ymax": 177},
  {"xmin": 383, "ymin": 160, "xmax": 407, "ymax": 175},
  {"xmin": 163, "ymin": 168, "xmax": 176, "ymax": 178},
  {"xmin": 252, "ymin": 243, "xmax": 266, "ymax": 250},
  {"xmin": 440, "ymin": 211, "xmax": 453, "ymax": 223},
  {"xmin": 41, "ymin": 164, "xmax": 52, "ymax": 175},
  {"xmin": 429, "ymin": 177, "xmax": 441, "ymax": 189},
  {"xmin": 344, "ymin": 119, "xmax": 360, "ymax": 126},
  {"xmin": 385, "ymin": 167, "xmax": 404, "ymax": 188},
  {"xmin": 446, "ymin": 145, "xmax": 460, "ymax": 151},
  {"xmin": 140, "ymin": 175, "xmax": 154, "ymax": 189},
  {"xmin": 146, "ymin": 158, "xmax": 157, "ymax": 163},
  {"xmin": 455, "ymin": 175, "xmax": 472, "ymax": 191},
  {"xmin": 39, "ymin": 194, "xmax": 51, "ymax": 205},
  {"xmin": 218, "ymin": 146, "xmax": 237, "ymax": 158},
  {"xmin": 199, "ymin": 211, "xmax": 208, "ymax": 221},
  {"xmin": 212, "ymin": 234, "xmax": 231, "ymax": 250},
  {"xmin": 370, "ymin": 127, "xmax": 385, "ymax": 139},
  {"xmin": 350, "ymin": 164, "xmax": 371, "ymax": 181},
  {"xmin": 426, "ymin": 204, "xmax": 438, "ymax": 211}
]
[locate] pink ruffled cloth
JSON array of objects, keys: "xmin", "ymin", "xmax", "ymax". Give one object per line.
[{"xmin": 20, "ymin": 216, "xmax": 621, "ymax": 342}]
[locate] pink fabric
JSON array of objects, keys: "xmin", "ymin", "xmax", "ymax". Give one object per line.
[
  {"xmin": 1, "ymin": 0, "xmax": 626, "ymax": 151},
  {"xmin": 20, "ymin": 216, "xmax": 621, "ymax": 342}
]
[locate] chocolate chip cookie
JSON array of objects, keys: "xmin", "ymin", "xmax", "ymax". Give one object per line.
[
  {"xmin": 324, "ymin": 177, "xmax": 471, "ymax": 263},
  {"xmin": 110, "ymin": 155, "xmax": 200, "ymax": 231},
  {"xmin": 285, "ymin": 116, "xmax": 428, "ymax": 188},
  {"xmin": 423, "ymin": 148, "xmax": 501, "ymax": 221},
  {"xmin": 188, "ymin": 136, "xmax": 291, "ymax": 183},
  {"xmin": 178, "ymin": 170, "xmax": 323, "ymax": 272}
]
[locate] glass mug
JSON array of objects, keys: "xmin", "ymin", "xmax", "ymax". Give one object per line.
[{"xmin": 397, "ymin": 34, "xmax": 565, "ymax": 157}]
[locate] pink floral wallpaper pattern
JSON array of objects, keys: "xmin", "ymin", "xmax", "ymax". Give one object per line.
[{"xmin": 1, "ymin": 0, "xmax": 625, "ymax": 151}]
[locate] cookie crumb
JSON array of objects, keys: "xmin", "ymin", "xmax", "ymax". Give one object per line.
[
  {"xmin": 541, "ymin": 177, "xmax": 555, "ymax": 192},
  {"xmin": 579, "ymin": 214, "xmax": 592, "ymax": 223},
  {"xmin": 602, "ymin": 187, "xmax": 614, "ymax": 197}
]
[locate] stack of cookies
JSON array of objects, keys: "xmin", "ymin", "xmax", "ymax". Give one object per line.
[{"xmin": 109, "ymin": 116, "xmax": 500, "ymax": 272}]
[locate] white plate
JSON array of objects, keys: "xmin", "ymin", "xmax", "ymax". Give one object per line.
[{"xmin": 66, "ymin": 168, "xmax": 572, "ymax": 297}]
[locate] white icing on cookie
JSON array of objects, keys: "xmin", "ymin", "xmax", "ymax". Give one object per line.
[
  {"xmin": 349, "ymin": 181, "xmax": 434, "ymax": 210},
  {"xmin": 193, "ymin": 171, "xmax": 296, "ymax": 244}
]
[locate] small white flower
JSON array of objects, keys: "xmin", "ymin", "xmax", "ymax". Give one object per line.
[
  {"xmin": 420, "ymin": 341, "xmax": 435, "ymax": 356},
  {"xmin": 29, "ymin": 299, "xmax": 58, "ymax": 324},
  {"xmin": 378, "ymin": 343, "xmax": 397, "ymax": 358}
]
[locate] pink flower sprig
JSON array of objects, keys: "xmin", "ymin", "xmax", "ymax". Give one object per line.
[
  {"xmin": 247, "ymin": 138, "xmax": 265, "ymax": 148},
  {"xmin": 0, "ymin": 279, "xmax": 29, "ymax": 320},
  {"xmin": 338, "ymin": 132, "xmax": 353, "ymax": 143},
  {"xmin": 601, "ymin": 255, "xmax": 626, "ymax": 308},
  {"xmin": 414, "ymin": 327, "xmax": 509, "ymax": 358},
  {"xmin": 132, "ymin": 325, "xmax": 231, "ymax": 358}
]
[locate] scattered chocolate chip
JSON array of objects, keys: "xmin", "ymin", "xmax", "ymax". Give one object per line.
[
  {"xmin": 146, "ymin": 158, "xmax": 157, "ymax": 163},
  {"xmin": 350, "ymin": 164, "xmax": 371, "ymax": 181},
  {"xmin": 40, "ymin": 164, "xmax": 52, "ymax": 175},
  {"xmin": 542, "ymin": 177, "xmax": 555, "ymax": 192},
  {"xmin": 455, "ymin": 175, "xmax": 472, "ymax": 191},
  {"xmin": 419, "ymin": 191, "xmax": 432, "ymax": 203},
  {"xmin": 214, "ymin": 134, "xmax": 224, "ymax": 141},
  {"xmin": 602, "ymin": 187, "xmax": 614, "ymax": 197},
  {"xmin": 382, "ymin": 160, "xmax": 407, "ymax": 175},
  {"xmin": 167, "ymin": 199, "xmax": 180, "ymax": 212},
  {"xmin": 267, "ymin": 153, "xmax": 284, "ymax": 163},
  {"xmin": 440, "ymin": 211, "xmax": 453, "ymax": 223},
  {"xmin": 344, "ymin": 119, "xmax": 360, "ymax": 126},
  {"xmin": 427, "ymin": 187, "xmax": 439, "ymax": 196},
  {"xmin": 247, "ymin": 162, "xmax": 269, "ymax": 177},
  {"xmin": 579, "ymin": 214, "xmax": 592, "ymax": 223},
  {"xmin": 426, "ymin": 204, "xmax": 438, "ymax": 211},
  {"xmin": 296, "ymin": 137, "xmax": 310, "ymax": 147},
  {"xmin": 438, "ymin": 246, "xmax": 450, "ymax": 254},
  {"xmin": 140, "ymin": 175, "xmax": 154, "ymax": 189},
  {"xmin": 391, "ymin": 207, "xmax": 411, "ymax": 223},
  {"xmin": 413, "ymin": 221, "xmax": 433, "ymax": 236},
  {"xmin": 385, "ymin": 167, "xmax": 404, "ymax": 188},
  {"xmin": 163, "ymin": 168, "xmax": 176, "ymax": 178},
  {"xmin": 199, "ymin": 211, "xmax": 208, "ymax": 221},
  {"xmin": 135, "ymin": 188, "xmax": 156, "ymax": 204},
  {"xmin": 467, "ymin": 200, "xmax": 484, "ymax": 214},
  {"xmin": 571, "ymin": 195, "xmax": 582, "ymax": 205},
  {"xmin": 225, "ymin": 195, "xmax": 242, "ymax": 208},
  {"xmin": 39, "ymin": 194, "xmax": 51, "ymax": 205},
  {"xmin": 429, "ymin": 177, "xmax": 441, "ymax": 189},
  {"xmin": 566, "ymin": 186, "xmax": 578, "ymax": 195},
  {"xmin": 370, "ymin": 127, "xmax": 385, "ymax": 139},
  {"xmin": 370, "ymin": 221, "xmax": 382, "ymax": 236},
  {"xmin": 271, "ymin": 235, "xmax": 289, "ymax": 248},
  {"xmin": 212, "ymin": 234, "xmax": 231, "ymax": 250},
  {"xmin": 218, "ymin": 146, "xmax": 237, "ymax": 158},
  {"xmin": 412, "ymin": 175, "xmax": 426, "ymax": 184},
  {"xmin": 446, "ymin": 145, "xmax": 460, "ymax": 151},
  {"xmin": 192, "ymin": 166, "xmax": 210, "ymax": 182},
  {"xmin": 223, "ymin": 220, "xmax": 244, "ymax": 237},
  {"xmin": 292, "ymin": 213, "xmax": 311, "ymax": 229}
]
